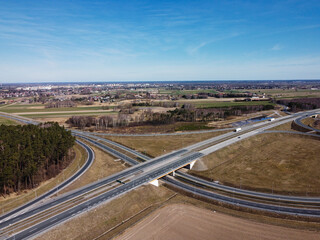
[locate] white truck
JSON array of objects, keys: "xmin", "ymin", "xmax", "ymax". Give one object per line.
[
  {"xmin": 269, "ymin": 118, "xmax": 275, "ymax": 121},
  {"xmin": 235, "ymin": 127, "xmax": 242, "ymax": 132}
]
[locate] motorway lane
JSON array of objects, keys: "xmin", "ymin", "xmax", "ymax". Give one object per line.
[
  {"xmin": 0, "ymin": 140, "xmax": 94, "ymax": 222},
  {"xmin": 72, "ymin": 130, "xmax": 152, "ymax": 161},
  {"xmin": 199, "ymin": 110, "xmax": 320, "ymax": 155},
  {"xmin": 164, "ymin": 176, "xmax": 320, "ymax": 218},
  {"xmin": 73, "ymin": 134, "xmax": 139, "ymax": 165},
  {"xmin": 0, "ymin": 113, "xmax": 38, "ymax": 125},
  {"xmin": 175, "ymin": 171, "xmax": 320, "ymax": 204}
]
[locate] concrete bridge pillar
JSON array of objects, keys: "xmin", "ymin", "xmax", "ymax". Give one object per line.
[
  {"xmin": 189, "ymin": 160, "xmax": 197, "ymax": 170},
  {"xmin": 149, "ymin": 179, "xmax": 159, "ymax": 187}
]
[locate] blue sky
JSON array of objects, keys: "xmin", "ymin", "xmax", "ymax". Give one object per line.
[{"xmin": 0, "ymin": 0, "xmax": 320, "ymax": 83}]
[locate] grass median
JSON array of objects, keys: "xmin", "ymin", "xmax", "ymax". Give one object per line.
[{"xmin": 105, "ymin": 131, "xmax": 229, "ymax": 157}]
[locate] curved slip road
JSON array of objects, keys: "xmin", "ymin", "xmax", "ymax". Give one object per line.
[
  {"xmin": 175, "ymin": 170, "xmax": 320, "ymax": 204},
  {"xmin": 294, "ymin": 115, "xmax": 320, "ymax": 134},
  {"xmin": 163, "ymin": 176, "xmax": 320, "ymax": 218}
]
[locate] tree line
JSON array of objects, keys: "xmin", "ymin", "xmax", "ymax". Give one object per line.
[
  {"xmin": 45, "ymin": 100, "xmax": 77, "ymax": 108},
  {"xmin": 0, "ymin": 123, "xmax": 75, "ymax": 195},
  {"xmin": 277, "ymin": 98, "xmax": 320, "ymax": 112},
  {"xmin": 67, "ymin": 104, "xmax": 274, "ymax": 129}
]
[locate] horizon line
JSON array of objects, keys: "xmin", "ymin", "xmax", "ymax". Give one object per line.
[{"xmin": 2, "ymin": 79, "xmax": 320, "ymax": 85}]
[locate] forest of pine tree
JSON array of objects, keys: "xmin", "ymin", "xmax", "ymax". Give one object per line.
[{"xmin": 0, "ymin": 122, "xmax": 75, "ymax": 195}]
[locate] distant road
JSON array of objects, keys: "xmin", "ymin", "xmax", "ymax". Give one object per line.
[{"xmin": 14, "ymin": 109, "xmax": 113, "ymax": 115}]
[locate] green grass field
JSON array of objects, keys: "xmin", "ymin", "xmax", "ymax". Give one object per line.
[
  {"xmin": 244, "ymin": 89, "xmax": 320, "ymax": 94},
  {"xmin": 188, "ymin": 101, "xmax": 274, "ymax": 108},
  {"xmin": 222, "ymin": 90, "xmax": 243, "ymax": 94},
  {"xmin": 1, "ymin": 106, "xmax": 109, "ymax": 113},
  {"xmin": 0, "ymin": 117, "xmax": 19, "ymax": 125},
  {"xmin": 20, "ymin": 111, "xmax": 118, "ymax": 118},
  {"xmin": 1, "ymin": 104, "xmax": 45, "ymax": 108},
  {"xmin": 159, "ymin": 89, "xmax": 218, "ymax": 95},
  {"xmin": 244, "ymin": 88, "xmax": 320, "ymax": 98},
  {"xmin": 275, "ymin": 95, "xmax": 320, "ymax": 99},
  {"xmin": 174, "ymin": 122, "xmax": 215, "ymax": 131}
]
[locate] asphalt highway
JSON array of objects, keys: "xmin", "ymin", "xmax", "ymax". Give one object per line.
[
  {"xmin": 0, "ymin": 113, "xmax": 39, "ymax": 125},
  {"xmin": 72, "ymin": 130, "xmax": 152, "ymax": 161},
  {"xmin": 294, "ymin": 115, "xmax": 320, "ymax": 134},
  {"xmin": 175, "ymin": 171, "xmax": 320, "ymax": 204},
  {"xmin": 164, "ymin": 176, "xmax": 320, "ymax": 218},
  {"xmin": 73, "ymin": 134, "xmax": 140, "ymax": 165}
]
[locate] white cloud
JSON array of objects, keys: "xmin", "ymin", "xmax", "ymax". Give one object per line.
[
  {"xmin": 186, "ymin": 32, "xmax": 241, "ymax": 55},
  {"xmin": 271, "ymin": 44, "xmax": 282, "ymax": 51},
  {"xmin": 186, "ymin": 42, "xmax": 209, "ymax": 55}
]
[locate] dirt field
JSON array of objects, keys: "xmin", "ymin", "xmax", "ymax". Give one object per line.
[
  {"xmin": 33, "ymin": 116, "xmax": 70, "ymax": 127},
  {"xmin": 191, "ymin": 133, "xmax": 320, "ymax": 195},
  {"xmin": 117, "ymin": 204, "xmax": 319, "ymax": 240},
  {"xmin": 269, "ymin": 121, "xmax": 295, "ymax": 131},
  {"xmin": 106, "ymin": 131, "xmax": 229, "ymax": 157}
]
